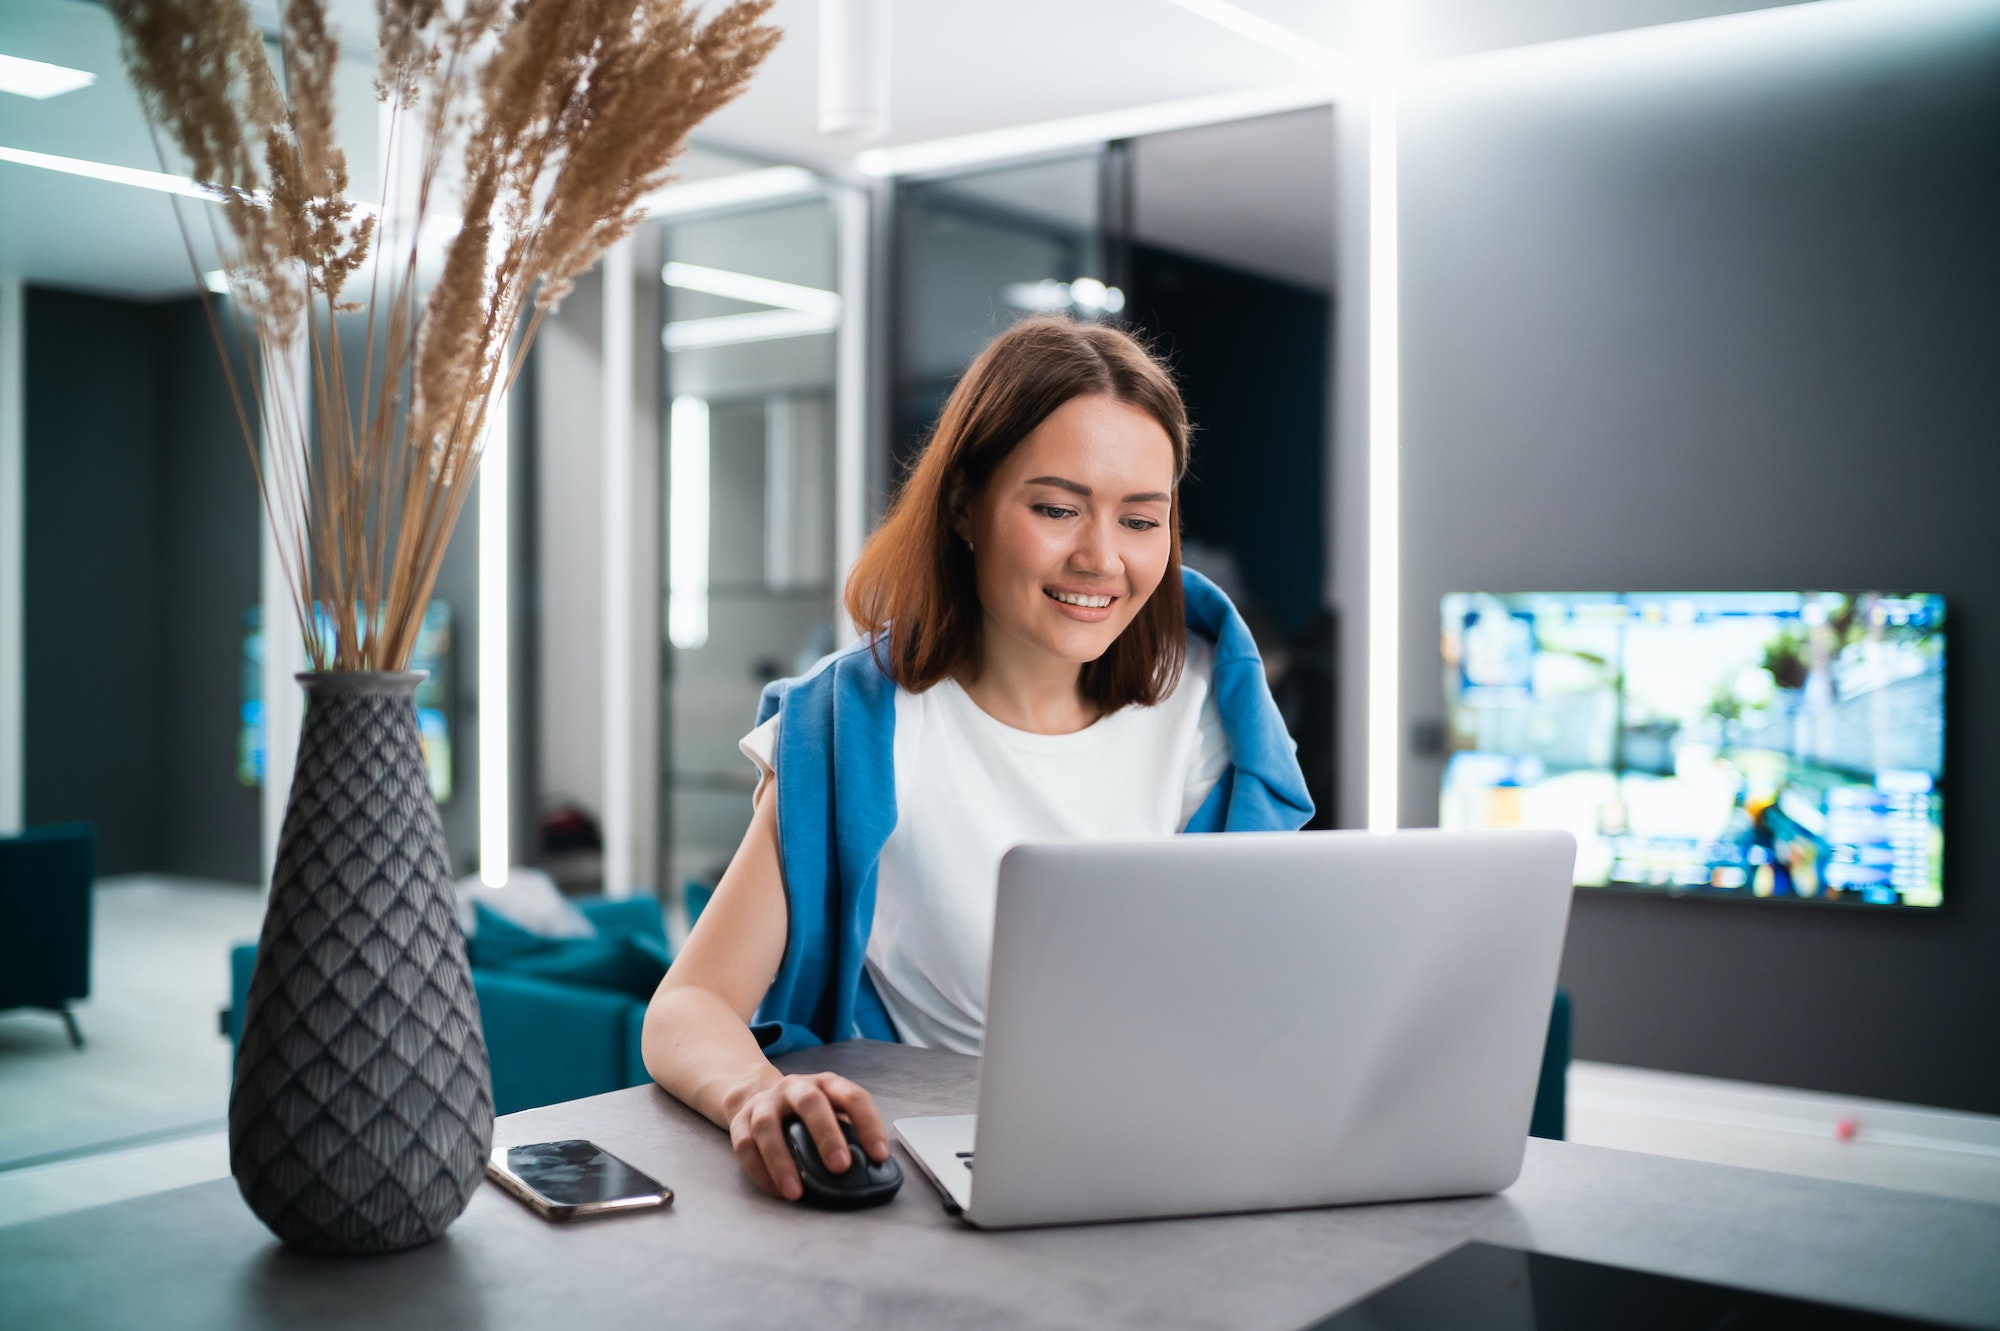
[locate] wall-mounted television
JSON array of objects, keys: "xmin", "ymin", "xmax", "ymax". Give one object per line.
[
  {"xmin": 1440, "ymin": 592, "xmax": 1944, "ymax": 909},
  {"xmin": 239, "ymin": 602, "xmax": 455, "ymax": 802}
]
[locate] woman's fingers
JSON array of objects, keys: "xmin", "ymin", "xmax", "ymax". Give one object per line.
[
  {"xmin": 746, "ymin": 1099, "xmax": 801, "ymax": 1200},
  {"xmin": 730, "ymin": 1074, "xmax": 890, "ymax": 1201},
  {"xmin": 784, "ymin": 1079, "xmax": 852, "ymax": 1174},
  {"xmin": 730, "ymin": 1118, "xmax": 780, "ymax": 1198},
  {"xmin": 820, "ymin": 1075, "xmax": 892, "ymax": 1163}
]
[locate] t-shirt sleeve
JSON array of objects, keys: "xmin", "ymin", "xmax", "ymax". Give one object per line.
[
  {"xmin": 739, "ymin": 713, "xmax": 781, "ymax": 802},
  {"xmin": 1178, "ymin": 668, "xmax": 1232, "ymax": 830}
]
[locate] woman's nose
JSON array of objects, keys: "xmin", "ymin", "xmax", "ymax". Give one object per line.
[{"xmin": 1069, "ymin": 516, "xmax": 1120, "ymax": 576}]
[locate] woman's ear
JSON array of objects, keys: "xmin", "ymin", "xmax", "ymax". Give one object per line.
[{"xmin": 947, "ymin": 472, "xmax": 974, "ymax": 545}]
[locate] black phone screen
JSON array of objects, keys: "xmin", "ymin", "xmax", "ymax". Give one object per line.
[{"xmin": 501, "ymin": 1140, "xmax": 668, "ymax": 1207}]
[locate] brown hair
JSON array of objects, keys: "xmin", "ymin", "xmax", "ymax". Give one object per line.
[{"xmin": 845, "ymin": 315, "xmax": 1190, "ymax": 711}]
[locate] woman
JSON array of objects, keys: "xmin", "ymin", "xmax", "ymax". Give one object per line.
[{"xmin": 642, "ymin": 316, "xmax": 1312, "ymax": 1201}]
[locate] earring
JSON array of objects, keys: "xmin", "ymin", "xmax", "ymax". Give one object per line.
[{"xmin": 967, "ymin": 538, "xmax": 975, "ymax": 553}]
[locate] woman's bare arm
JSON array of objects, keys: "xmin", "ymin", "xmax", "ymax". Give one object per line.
[
  {"xmin": 641, "ymin": 783, "xmax": 889, "ymax": 1199},
  {"xmin": 641, "ymin": 783, "xmax": 788, "ymax": 1122}
]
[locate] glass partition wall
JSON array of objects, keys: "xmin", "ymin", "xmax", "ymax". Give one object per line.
[
  {"xmin": 890, "ymin": 133, "xmax": 1335, "ymax": 827},
  {"xmin": 657, "ymin": 191, "xmax": 846, "ymax": 912},
  {"xmin": 893, "ymin": 148, "xmax": 1125, "ymax": 469},
  {"xmin": 654, "ymin": 129, "xmax": 1335, "ymax": 914}
]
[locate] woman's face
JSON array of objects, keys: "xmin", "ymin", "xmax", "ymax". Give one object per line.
[{"xmin": 959, "ymin": 393, "xmax": 1176, "ymax": 671}]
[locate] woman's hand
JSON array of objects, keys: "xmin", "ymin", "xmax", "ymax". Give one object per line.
[
  {"xmin": 727, "ymin": 1072, "xmax": 892, "ymax": 1201},
  {"xmin": 642, "ymin": 783, "xmax": 893, "ymax": 1203}
]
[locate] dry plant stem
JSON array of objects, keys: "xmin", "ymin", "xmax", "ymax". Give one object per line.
[{"xmin": 112, "ymin": 0, "xmax": 780, "ymax": 672}]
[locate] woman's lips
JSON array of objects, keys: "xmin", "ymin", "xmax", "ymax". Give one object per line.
[{"xmin": 1044, "ymin": 587, "xmax": 1117, "ymax": 623}]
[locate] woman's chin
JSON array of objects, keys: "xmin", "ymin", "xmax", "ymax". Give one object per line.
[{"xmin": 1032, "ymin": 620, "xmax": 1126, "ymax": 665}]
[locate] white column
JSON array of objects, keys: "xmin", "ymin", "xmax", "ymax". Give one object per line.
[
  {"xmin": 259, "ymin": 320, "xmax": 310, "ymax": 888},
  {"xmin": 833, "ymin": 185, "xmax": 870, "ymax": 644},
  {"xmin": 0, "ymin": 277, "xmax": 23, "ymax": 835},
  {"xmin": 1364, "ymin": 87, "xmax": 1401, "ymax": 835},
  {"xmin": 765, "ymin": 394, "xmax": 796, "ymax": 591},
  {"xmin": 478, "ymin": 389, "xmax": 510, "ymax": 886},
  {"xmin": 600, "ymin": 240, "xmax": 635, "ymax": 899}
]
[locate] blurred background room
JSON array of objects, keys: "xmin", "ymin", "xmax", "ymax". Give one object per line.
[{"xmin": 1, "ymin": 0, "xmax": 1995, "ymax": 1226}]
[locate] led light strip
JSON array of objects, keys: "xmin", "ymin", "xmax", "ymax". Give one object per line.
[
  {"xmin": 1365, "ymin": 87, "xmax": 1401, "ymax": 834},
  {"xmin": 667, "ymin": 395, "xmax": 712, "ymax": 652},
  {"xmin": 1357, "ymin": 0, "xmax": 1408, "ymax": 835},
  {"xmin": 602, "ymin": 240, "xmax": 636, "ymax": 899},
  {"xmin": 0, "ymin": 144, "xmax": 216, "ymax": 199},
  {"xmin": 662, "ymin": 261, "xmax": 842, "ymax": 316},
  {"xmin": 854, "ymin": 82, "xmax": 1337, "ymax": 179},
  {"xmin": 478, "ymin": 388, "xmax": 510, "ymax": 888},
  {"xmin": 0, "ymin": 279, "xmax": 21, "ymax": 834},
  {"xmin": 662, "ymin": 308, "xmax": 840, "ymax": 351},
  {"xmin": 640, "ymin": 165, "xmax": 822, "ymax": 217}
]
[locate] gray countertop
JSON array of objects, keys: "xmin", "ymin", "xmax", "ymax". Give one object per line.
[{"xmin": 2, "ymin": 1040, "xmax": 1997, "ymax": 1329}]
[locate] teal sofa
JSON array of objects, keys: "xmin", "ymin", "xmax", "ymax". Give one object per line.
[{"xmin": 228, "ymin": 895, "xmax": 668, "ymax": 1116}]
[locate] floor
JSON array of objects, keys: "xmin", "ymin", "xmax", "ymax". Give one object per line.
[
  {"xmin": 0, "ymin": 875, "xmax": 263, "ymax": 1226},
  {"xmin": 1567, "ymin": 1061, "xmax": 2000, "ymax": 1205},
  {"xmin": 2, "ymin": 878, "xmax": 1997, "ymax": 1229}
]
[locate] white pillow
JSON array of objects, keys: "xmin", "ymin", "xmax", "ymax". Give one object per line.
[{"xmin": 454, "ymin": 866, "xmax": 597, "ymax": 939}]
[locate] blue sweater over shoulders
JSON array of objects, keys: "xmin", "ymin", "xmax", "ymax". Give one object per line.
[{"xmin": 749, "ymin": 566, "xmax": 1314, "ymax": 1056}]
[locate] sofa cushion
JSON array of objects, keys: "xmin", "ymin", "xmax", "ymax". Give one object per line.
[
  {"xmin": 455, "ymin": 868, "xmax": 596, "ymax": 938},
  {"xmin": 467, "ymin": 902, "xmax": 668, "ymax": 1000}
]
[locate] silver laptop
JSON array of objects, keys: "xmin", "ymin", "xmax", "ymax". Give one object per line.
[{"xmin": 895, "ymin": 828, "xmax": 1576, "ymax": 1228}]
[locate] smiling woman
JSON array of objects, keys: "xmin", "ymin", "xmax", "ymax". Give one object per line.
[
  {"xmin": 847, "ymin": 316, "xmax": 1190, "ymax": 722},
  {"xmin": 639, "ymin": 314, "xmax": 1312, "ymax": 1205}
]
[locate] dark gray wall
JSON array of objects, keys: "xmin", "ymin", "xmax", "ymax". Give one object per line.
[
  {"xmin": 27, "ymin": 292, "xmax": 539, "ymax": 886},
  {"xmin": 153, "ymin": 299, "xmax": 261, "ymax": 883},
  {"xmin": 1127, "ymin": 242, "xmax": 1330, "ymax": 641},
  {"xmin": 24, "ymin": 289, "xmax": 163, "ymax": 875},
  {"xmin": 25, "ymin": 289, "xmax": 262, "ymax": 882},
  {"xmin": 1395, "ymin": 4, "xmax": 2000, "ymax": 1111}
]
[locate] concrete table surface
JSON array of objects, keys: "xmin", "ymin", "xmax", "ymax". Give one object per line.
[{"xmin": 2, "ymin": 1040, "xmax": 1997, "ymax": 1330}]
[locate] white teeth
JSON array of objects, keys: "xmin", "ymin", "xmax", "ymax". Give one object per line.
[{"xmin": 1048, "ymin": 590, "xmax": 1112, "ymax": 609}]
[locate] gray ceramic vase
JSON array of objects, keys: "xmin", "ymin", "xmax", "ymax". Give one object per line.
[{"xmin": 230, "ymin": 671, "xmax": 493, "ymax": 1254}]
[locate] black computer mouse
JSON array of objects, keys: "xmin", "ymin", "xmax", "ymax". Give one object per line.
[{"xmin": 783, "ymin": 1117, "xmax": 902, "ymax": 1209}]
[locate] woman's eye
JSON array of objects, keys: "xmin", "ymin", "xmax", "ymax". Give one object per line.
[
  {"xmin": 1034, "ymin": 504, "xmax": 1077, "ymax": 520},
  {"xmin": 1122, "ymin": 517, "xmax": 1161, "ymax": 532}
]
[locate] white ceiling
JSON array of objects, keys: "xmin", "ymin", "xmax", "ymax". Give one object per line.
[{"xmin": 0, "ymin": 0, "xmax": 1824, "ymax": 298}]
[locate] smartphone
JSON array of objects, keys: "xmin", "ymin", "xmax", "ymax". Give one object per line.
[{"xmin": 486, "ymin": 1139, "xmax": 674, "ymax": 1221}]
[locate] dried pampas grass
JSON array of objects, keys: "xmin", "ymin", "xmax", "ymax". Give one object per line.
[{"xmin": 110, "ymin": 0, "xmax": 779, "ymax": 670}]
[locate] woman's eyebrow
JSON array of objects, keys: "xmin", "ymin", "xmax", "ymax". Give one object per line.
[{"xmin": 1024, "ymin": 475, "xmax": 1170, "ymax": 504}]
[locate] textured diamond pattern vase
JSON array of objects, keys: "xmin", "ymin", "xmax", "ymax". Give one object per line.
[{"xmin": 230, "ymin": 671, "xmax": 493, "ymax": 1255}]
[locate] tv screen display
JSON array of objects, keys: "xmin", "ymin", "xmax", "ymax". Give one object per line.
[
  {"xmin": 239, "ymin": 602, "xmax": 455, "ymax": 802},
  {"xmin": 1440, "ymin": 592, "xmax": 1944, "ymax": 908}
]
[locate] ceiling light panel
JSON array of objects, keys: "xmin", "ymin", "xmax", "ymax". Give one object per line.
[{"xmin": 0, "ymin": 53, "xmax": 96, "ymax": 100}]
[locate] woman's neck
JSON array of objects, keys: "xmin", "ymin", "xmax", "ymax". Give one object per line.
[{"xmin": 957, "ymin": 619, "xmax": 1094, "ymax": 735}]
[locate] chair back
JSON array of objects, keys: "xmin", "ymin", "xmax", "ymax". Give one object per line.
[{"xmin": 0, "ymin": 823, "xmax": 96, "ymax": 1009}]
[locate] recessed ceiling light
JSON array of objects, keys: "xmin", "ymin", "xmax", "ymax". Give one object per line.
[{"xmin": 0, "ymin": 54, "xmax": 96, "ymax": 100}]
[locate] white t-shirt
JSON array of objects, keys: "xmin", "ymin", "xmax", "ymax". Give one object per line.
[{"xmin": 739, "ymin": 637, "xmax": 1230, "ymax": 1055}]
